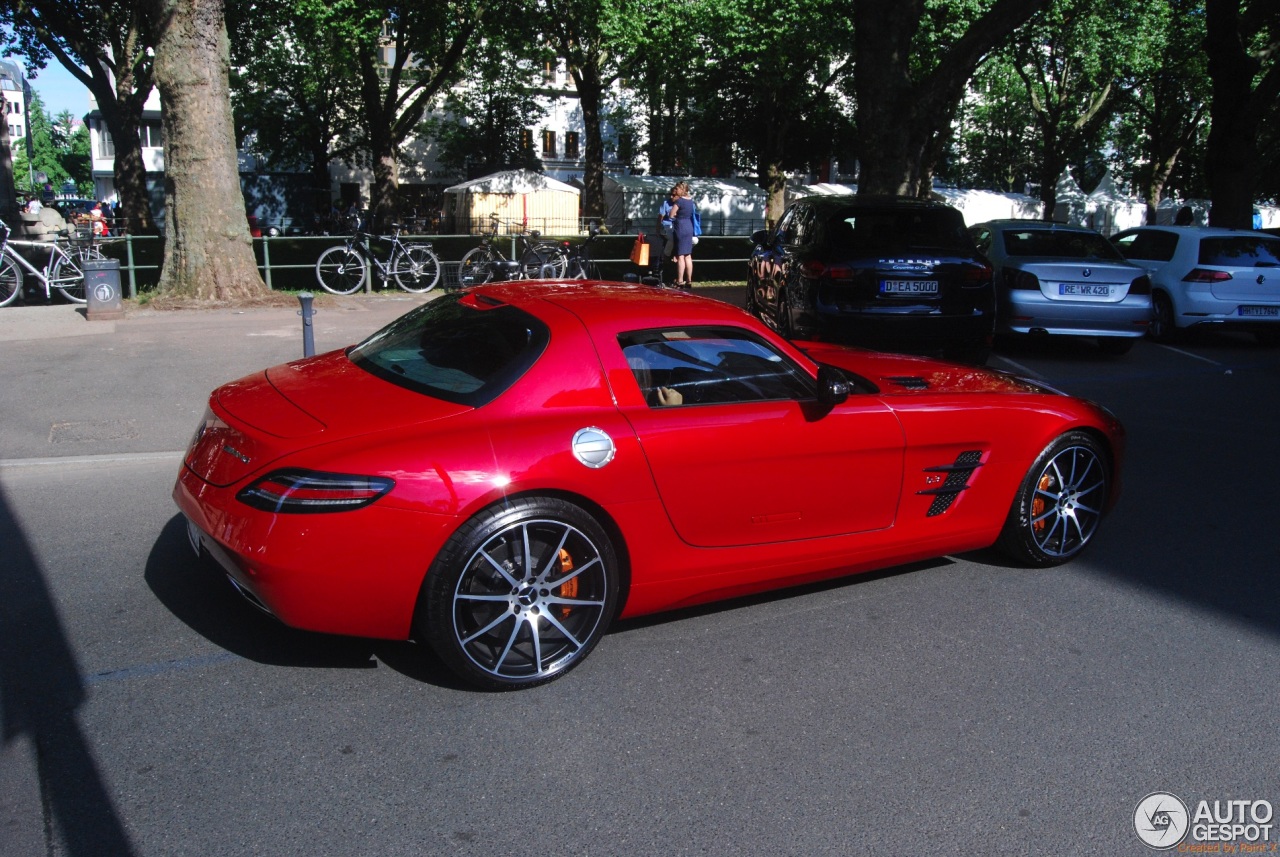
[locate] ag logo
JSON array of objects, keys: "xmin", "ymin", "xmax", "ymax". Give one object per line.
[{"xmin": 1134, "ymin": 792, "xmax": 1189, "ymax": 849}]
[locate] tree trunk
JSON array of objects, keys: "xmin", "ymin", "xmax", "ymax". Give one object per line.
[
  {"xmin": 101, "ymin": 105, "xmax": 156, "ymax": 235},
  {"xmin": 577, "ymin": 75, "xmax": 605, "ymax": 223},
  {"xmin": 146, "ymin": 0, "xmax": 265, "ymax": 299},
  {"xmin": 1203, "ymin": 0, "xmax": 1265, "ymax": 230},
  {"xmin": 0, "ymin": 118, "xmax": 15, "ymax": 218}
]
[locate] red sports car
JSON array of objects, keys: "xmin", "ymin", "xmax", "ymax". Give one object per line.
[{"xmin": 174, "ymin": 282, "xmax": 1124, "ymax": 690}]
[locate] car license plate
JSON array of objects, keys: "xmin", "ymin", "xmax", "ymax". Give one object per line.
[
  {"xmin": 1059, "ymin": 283, "xmax": 1113, "ymax": 296},
  {"xmin": 185, "ymin": 517, "xmax": 204, "ymax": 557},
  {"xmin": 881, "ymin": 279, "xmax": 938, "ymax": 295},
  {"xmin": 1239, "ymin": 305, "xmax": 1279, "ymax": 317}
]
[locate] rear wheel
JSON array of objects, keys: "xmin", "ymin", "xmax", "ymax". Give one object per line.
[
  {"xmin": 391, "ymin": 244, "xmax": 441, "ymax": 292},
  {"xmin": 315, "ymin": 246, "xmax": 367, "ymax": 294},
  {"xmin": 421, "ymin": 497, "xmax": 619, "ymax": 690},
  {"xmin": 0, "ymin": 256, "xmax": 22, "ymax": 307},
  {"xmin": 51, "ymin": 253, "xmax": 88, "ymax": 303},
  {"xmin": 997, "ymin": 431, "xmax": 1109, "ymax": 567},
  {"xmin": 1148, "ymin": 292, "xmax": 1179, "ymax": 342}
]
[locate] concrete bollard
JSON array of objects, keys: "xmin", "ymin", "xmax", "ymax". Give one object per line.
[{"xmin": 297, "ymin": 292, "xmax": 315, "ymax": 357}]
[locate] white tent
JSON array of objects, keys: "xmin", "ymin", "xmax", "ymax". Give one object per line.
[
  {"xmin": 444, "ymin": 169, "xmax": 580, "ymax": 234},
  {"xmin": 929, "ymin": 186, "xmax": 1042, "ymax": 225},
  {"xmin": 602, "ymin": 175, "xmax": 767, "ymax": 235},
  {"xmin": 1052, "ymin": 169, "xmax": 1089, "ymax": 226},
  {"xmin": 1085, "ymin": 171, "xmax": 1147, "ymax": 234}
]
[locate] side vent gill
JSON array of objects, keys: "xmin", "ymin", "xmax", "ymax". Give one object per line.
[
  {"xmin": 884, "ymin": 376, "xmax": 929, "ymax": 390},
  {"xmin": 918, "ymin": 450, "xmax": 984, "ymax": 516}
]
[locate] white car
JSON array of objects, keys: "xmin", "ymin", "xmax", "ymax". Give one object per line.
[{"xmin": 1111, "ymin": 226, "xmax": 1280, "ymax": 343}]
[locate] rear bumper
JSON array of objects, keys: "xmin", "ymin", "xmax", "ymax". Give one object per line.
[{"xmin": 999, "ymin": 292, "xmax": 1152, "ymax": 337}]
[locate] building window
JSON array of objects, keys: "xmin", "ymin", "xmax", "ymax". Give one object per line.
[
  {"xmin": 565, "ymin": 132, "xmax": 579, "ymax": 159},
  {"xmin": 542, "ymin": 130, "xmax": 556, "ymax": 157},
  {"xmin": 99, "ymin": 128, "xmax": 115, "ymax": 158},
  {"xmin": 140, "ymin": 122, "xmax": 163, "ymax": 148},
  {"xmin": 520, "ymin": 128, "xmax": 533, "ymax": 152}
]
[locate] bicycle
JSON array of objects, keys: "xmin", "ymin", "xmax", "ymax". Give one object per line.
[
  {"xmin": 562, "ymin": 223, "xmax": 603, "ymax": 279},
  {"xmin": 458, "ymin": 214, "xmax": 568, "ymax": 284},
  {"xmin": 0, "ymin": 220, "xmax": 105, "ymax": 307},
  {"xmin": 314, "ymin": 223, "xmax": 441, "ymax": 295}
]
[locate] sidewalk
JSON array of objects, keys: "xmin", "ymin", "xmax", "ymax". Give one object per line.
[{"xmin": 0, "ymin": 294, "xmax": 435, "ymax": 463}]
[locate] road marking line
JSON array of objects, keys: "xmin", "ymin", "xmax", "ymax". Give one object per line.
[
  {"xmin": 0, "ymin": 450, "xmax": 184, "ymax": 470},
  {"xmin": 1156, "ymin": 343, "xmax": 1222, "ymax": 365}
]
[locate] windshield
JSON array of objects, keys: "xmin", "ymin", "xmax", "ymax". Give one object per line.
[
  {"xmin": 817, "ymin": 207, "xmax": 971, "ymax": 254},
  {"xmin": 1000, "ymin": 229, "xmax": 1125, "ymax": 261},
  {"xmin": 349, "ymin": 293, "xmax": 549, "ymax": 407}
]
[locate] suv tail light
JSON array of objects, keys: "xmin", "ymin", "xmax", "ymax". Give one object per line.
[
  {"xmin": 237, "ymin": 469, "xmax": 395, "ymax": 513},
  {"xmin": 963, "ymin": 262, "xmax": 994, "ymax": 287},
  {"xmin": 1183, "ymin": 268, "xmax": 1232, "ymax": 283},
  {"xmin": 1003, "ymin": 268, "xmax": 1040, "ymax": 291},
  {"xmin": 1129, "ymin": 274, "xmax": 1151, "ymax": 295},
  {"xmin": 800, "ymin": 260, "xmax": 852, "ymax": 280}
]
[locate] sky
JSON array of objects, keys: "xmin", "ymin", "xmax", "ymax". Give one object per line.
[{"xmin": 14, "ymin": 59, "xmax": 92, "ymax": 119}]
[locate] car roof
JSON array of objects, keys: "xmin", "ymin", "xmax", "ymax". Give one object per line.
[
  {"xmin": 1116, "ymin": 225, "xmax": 1273, "ymax": 238},
  {"xmin": 469, "ymin": 281, "xmax": 761, "ymax": 332}
]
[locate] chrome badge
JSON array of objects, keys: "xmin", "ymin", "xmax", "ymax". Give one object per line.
[{"xmin": 222, "ymin": 444, "xmax": 251, "ymax": 464}]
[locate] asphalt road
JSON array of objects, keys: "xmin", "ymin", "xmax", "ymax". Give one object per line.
[{"xmin": 2, "ymin": 291, "xmax": 1279, "ymax": 856}]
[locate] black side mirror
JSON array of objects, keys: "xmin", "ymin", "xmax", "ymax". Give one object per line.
[
  {"xmin": 816, "ymin": 364, "xmax": 850, "ymax": 406},
  {"xmin": 751, "ymin": 228, "xmax": 770, "ymax": 246}
]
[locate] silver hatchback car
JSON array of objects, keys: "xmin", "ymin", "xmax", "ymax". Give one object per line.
[
  {"xmin": 1110, "ymin": 226, "xmax": 1280, "ymax": 343},
  {"xmin": 970, "ymin": 221, "xmax": 1152, "ymax": 354}
]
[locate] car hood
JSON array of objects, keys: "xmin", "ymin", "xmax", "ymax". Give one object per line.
[
  {"xmin": 188, "ymin": 349, "xmax": 471, "ymax": 486},
  {"xmin": 799, "ymin": 342, "xmax": 1051, "ymax": 396}
]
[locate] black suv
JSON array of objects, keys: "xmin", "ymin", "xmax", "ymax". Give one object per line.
[{"xmin": 747, "ymin": 196, "xmax": 996, "ymax": 363}]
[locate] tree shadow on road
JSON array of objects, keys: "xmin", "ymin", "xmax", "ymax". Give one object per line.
[{"xmin": 0, "ymin": 487, "xmax": 137, "ymax": 856}]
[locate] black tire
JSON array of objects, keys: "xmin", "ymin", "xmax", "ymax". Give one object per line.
[
  {"xmin": 776, "ymin": 292, "xmax": 795, "ymax": 339},
  {"xmin": 997, "ymin": 431, "xmax": 1110, "ymax": 567},
  {"xmin": 1096, "ymin": 336, "xmax": 1135, "ymax": 356},
  {"xmin": 459, "ymin": 246, "xmax": 497, "ymax": 285},
  {"xmin": 315, "ymin": 246, "xmax": 367, "ymax": 294},
  {"xmin": 392, "ymin": 244, "xmax": 441, "ymax": 292},
  {"xmin": 420, "ymin": 497, "xmax": 620, "ymax": 690},
  {"xmin": 0, "ymin": 256, "xmax": 23, "ymax": 307},
  {"xmin": 1148, "ymin": 292, "xmax": 1179, "ymax": 342}
]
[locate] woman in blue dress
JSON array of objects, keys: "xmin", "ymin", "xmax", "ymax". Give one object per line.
[{"xmin": 669, "ymin": 181, "xmax": 700, "ymax": 288}]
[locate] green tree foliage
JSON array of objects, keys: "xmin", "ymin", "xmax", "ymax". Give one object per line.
[
  {"xmin": 1, "ymin": 0, "xmax": 158, "ymax": 233},
  {"xmin": 10, "ymin": 96, "xmax": 92, "ymax": 196},
  {"xmin": 227, "ymin": 0, "xmax": 363, "ymax": 195},
  {"xmin": 948, "ymin": 58, "xmax": 1038, "ymax": 192}
]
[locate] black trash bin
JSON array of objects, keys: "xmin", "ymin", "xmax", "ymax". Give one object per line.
[{"xmin": 83, "ymin": 258, "xmax": 124, "ymax": 320}]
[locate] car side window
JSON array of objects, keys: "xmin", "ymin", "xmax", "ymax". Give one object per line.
[
  {"xmin": 970, "ymin": 227, "xmax": 991, "ymax": 253},
  {"xmin": 619, "ymin": 328, "xmax": 815, "ymax": 408},
  {"xmin": 775, "ymin": 208, "xmax": 798, "ymax": 245}
]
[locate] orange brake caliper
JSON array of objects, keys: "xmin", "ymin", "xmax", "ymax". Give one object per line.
[
  {"xmin": 1032, "ymin": 474, "xmax": 1053, "ymax": 533},
  {"xmin": 557, "ymin": 549, "xmax": 577, "ymax": 619}
]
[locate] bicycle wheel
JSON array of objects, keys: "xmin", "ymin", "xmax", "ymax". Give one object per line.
[
  {"xmin": 392, "ymin": 244, "xmax": 441, "ymax": 292},
  {"xmin": 50, "ymin": 252, "xmax": 88, "ymax": 303},
  {"xmin": 519, "ymin": 247, "xmax": 560, "ymax": 279},
  {"xmin": 315, "ymin": 246, "xmax": 367, "ymax": 295},
  {"xmin": 0, "ymin": 255, "xmax": 23, "ymax": 307},
  {"xmin": 532, "ymin": 243, "xmax": 568, "ymax": 277},
  {"xmin": 459, "ymin": 246, "xmax": 497, "ymax": 285}
]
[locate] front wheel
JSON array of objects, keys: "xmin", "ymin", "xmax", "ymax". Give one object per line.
[
  {"xmin": 997, "ymin": 431, "xmax": 1110, "ymax": 567},
  {"xmin": 459, "ymin": 246, "xmax": 497, "ymax": 285},
  {"xmin": 51, "ymin": 253, "xmax": 88, "ymax": 303},
  {"xmin": 392, "ymin": 244, "xmax": 441, "ymax": 292},
  {"xmin": 0, "ymin": 256, "xmax": 23, "ymax": 307},
  {"xmin": 420, "ymin": 497, "xmax": 620, "ymax": 690},
  {"xmin": 315, "ymin": 246, "xmax": 367, "ymax": 295}
]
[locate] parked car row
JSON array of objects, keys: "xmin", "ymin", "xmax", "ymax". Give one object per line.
[{"xmin": 747, "ymin": 196, "xmax": 1280, "ymax": 362}]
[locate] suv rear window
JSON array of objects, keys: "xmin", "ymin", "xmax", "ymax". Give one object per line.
[
  {"xmin": 1197, "ymin": 235, "xmax": 1280, "ymax": 267},
  {"xmin": 817, "ymin": 207, "xmax": 970, "ymax": 254},
  {"xmin": 349, "ymin": 293, "xmax": 549, "ymax": 406}
]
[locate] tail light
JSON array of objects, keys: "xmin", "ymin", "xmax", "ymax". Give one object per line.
[
  {"xmin": 1183, "ymin": 268, "xmax": 1231, "ymax": 283},
  {"xmin": 237, "ymin": 469, "xmax": 395, "ymax": 513},
  {"xmin": 800, "ymin": 260, "xmax": 852, "ymax": 280},
  {"xmin": 1129, "ymin": 275, "xmax": 1151, "ymax": 295},
  {"xmin": 964, "ymin": 262, "xmax": 994, "ymax": 287},
  {"xmin": 1003, "ymin": 268, "xmax": 1040, "ymax": 290}
]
